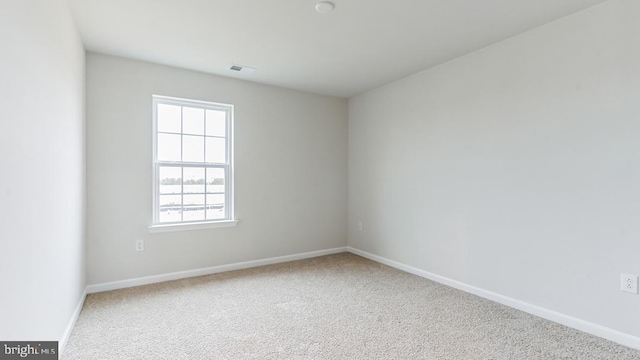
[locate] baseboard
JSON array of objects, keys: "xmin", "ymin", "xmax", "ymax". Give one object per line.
[
  {"xmin": 59, "ymin": 288, "xmax": 87, "ymax": 356},
  {"xmin": 87, "ymin": 247, "xmax": 348, "ymax": 294},
  {"xmin": 347, "ymin": 246, "xmax": 640, "ymax": 350}
]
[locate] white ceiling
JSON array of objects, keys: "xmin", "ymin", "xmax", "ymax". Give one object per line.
[{"xmin": 68, "ymin": 0, "xmax": 608, "ymax": 98}]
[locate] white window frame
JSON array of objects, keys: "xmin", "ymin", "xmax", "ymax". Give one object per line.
[{"xmin": 149, "ymin": 95, "xmax": 237, "ymax": 233}]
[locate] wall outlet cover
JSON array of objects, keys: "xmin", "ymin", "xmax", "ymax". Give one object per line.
[{"xmin": 621, "ymin": 273, "xmax": 638, "ymax": 294}]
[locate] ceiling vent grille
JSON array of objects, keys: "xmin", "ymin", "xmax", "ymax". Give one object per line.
[{"xmin": 229, "ymin": 64, "xmax": 256, "ymax": 74}]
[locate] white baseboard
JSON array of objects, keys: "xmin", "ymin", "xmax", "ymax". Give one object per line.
[
  {"xmin": 87, "ymin": 247, "xmax": 347, "ymax": 294},
  {"xmin": 59, "ymin": 288, "xmax": 87, "ymax": 356},
  {"xmin": 347, "ymin": 246, "xmax": 640, "ymax": 351}
]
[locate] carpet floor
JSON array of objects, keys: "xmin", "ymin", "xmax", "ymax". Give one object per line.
[{"xmin": 63, "ymin": 253, "xmax": 640, "ymax": 359}]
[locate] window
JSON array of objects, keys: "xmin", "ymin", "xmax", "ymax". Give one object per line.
[{"xmin": 151, "ymin": 95, "xmax": 235, "ymax": 230}]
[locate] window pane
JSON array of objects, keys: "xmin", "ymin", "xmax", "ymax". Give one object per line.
[
  {"xmin": 206, "ymin": 194, "xmax": 225, "ymax": 220},
  {"xmin": 206, "ymin": 109, "xmax": 226, "ymax": 137},
  {"xmin": 157, "ymin": 104, "xmax": 181, "ymax": 133},
  {"xmin": 183, "ymin": 107, "xmax": 204, "ymax": 135},
  {"xmin": 183, "ymin": 194, "xmax": 205, "ymax": 221},
  {"xmin": 183, "ymin": 135, "xmax": 204, "ymax": 162},
  {"xmin": 157, "ymin": 133, "xmax": 181, "ymax": 161},
  {"xmin": 205, "ymin": 137, "xmax": 226, "ymax": 163},
  {"xmin": 183, "ymin": 167, "xmax": 205, "ymax": 194},
  {"xmin": 206, "ymin": 168, "xmax": 225, "ymax": 193},
  {"xmin": 159, "ymin": 167, "xmax": 181, "ymax": 194},
  {"xmin": 159, "ymin": 194, "xmax": 182, "ymax": 223},
  {"xmin": 154, "ymin": 96, "xmax": 232, "ymax": 226}
]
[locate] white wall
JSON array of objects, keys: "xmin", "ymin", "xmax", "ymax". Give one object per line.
[
  {"xmin": 349, "ymin": 0, "xmax": 640, "ymax": 340},
  {"xmin": 0, "ymin": 0, "xmax": 86, "ymax": 342},
  {"xmin": 86, "ymin": 53, "xmax": 347, "ymax": 284}
]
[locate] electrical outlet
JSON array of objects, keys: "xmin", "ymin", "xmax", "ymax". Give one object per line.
[
  {"xmin": 357, "ymin": 222, "xmax": 363, "ymax": 232},
  {"xmin": 621, "ymin": 274, "xmax": 638, "ymax": 294},
  {"xmin": 135, "ymin": 239, "xmax": 144, "ymax": 252}
]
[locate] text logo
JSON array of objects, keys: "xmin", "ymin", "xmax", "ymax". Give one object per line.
[{"xmin": 0, "ymin": 342, "xmax": 57, "ymax": 359}]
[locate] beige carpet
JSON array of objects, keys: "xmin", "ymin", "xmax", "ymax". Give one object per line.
[{"xmin": 63, "ymin": 253, "xmax": 640, "ymax": 359}]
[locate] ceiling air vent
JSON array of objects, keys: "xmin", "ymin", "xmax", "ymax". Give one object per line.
[{"xmin": 229, "ymin": 64, "xmax": 256, "ymax": 74}]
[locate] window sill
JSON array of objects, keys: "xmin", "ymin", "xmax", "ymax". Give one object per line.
[{"xmin": 148, "ymin": 220, "xmax": 238, "ymax": 233}]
